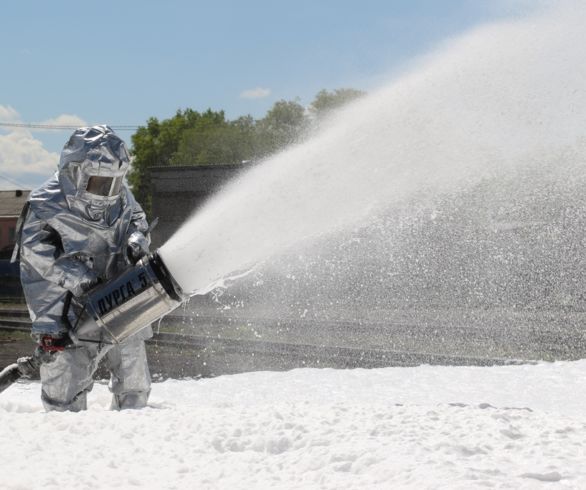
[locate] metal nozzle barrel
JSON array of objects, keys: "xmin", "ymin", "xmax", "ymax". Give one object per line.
[{"xmin": 71, "ymin": 251, "xmax": 187, "ymax": 344}]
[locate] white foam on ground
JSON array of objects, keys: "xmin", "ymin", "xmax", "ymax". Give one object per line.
[{"xmin": 2, "ymin": 360, "xmax": 585, "ymax": 489}]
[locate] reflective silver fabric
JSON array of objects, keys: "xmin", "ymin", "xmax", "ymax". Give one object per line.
[
  {"xmin": 19, "ymin": 126, "xmax": 151, "ymax": 335},
  {"xmin": 40, "ymin": 332, "xmax": 151, "ymax": 412},
  {"xmin": 18, "ymin": 126, "xmax": 152, "ymax": 410}
]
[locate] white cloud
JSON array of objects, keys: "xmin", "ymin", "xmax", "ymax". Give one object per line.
[
  {"xmin": 0, "ymin": 104, "xmax": 87, "ymax": 132},
  {"xmin": 38, "ymin": 113, "xmax": 87, "ymax": 128},
  {"xmin": 0, "ymin": 105, "xmax": 77, "ymax": 188},
  {"xmin": 0, "ymin": 129, "xmax": 59, "ymax": 177},
  {"xmin": 0, "ymin": 107, "xmax": 93, "ymax": 189},
  {"xmin": 240, "ymin": 87, "xmax": 271, "ymax": 99},
  {"xmin": 0, "ymin": 105, "xmax": 19, "ymax": 122}
]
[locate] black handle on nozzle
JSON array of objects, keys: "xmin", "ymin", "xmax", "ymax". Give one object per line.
[
  {"xmin": 147, "ymin": 217, "xmax": 159, "ymax": 234},
  {"xmin": 61, "ymin": 290, "xmax": 74, "ymax": 331},
  {"xmin": 61, "ymin": 291, "xmax": 85, "ymax": 338}
]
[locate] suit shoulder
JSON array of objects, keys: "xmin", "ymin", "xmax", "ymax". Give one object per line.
[{"xmin": 28, "ymin": 174, "xmax": 67, "ymax": 217}]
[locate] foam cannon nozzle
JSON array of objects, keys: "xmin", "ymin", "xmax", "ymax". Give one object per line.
[{"xmin": 70, "ymin": 250, "xmax": 188, "ymax": 344}]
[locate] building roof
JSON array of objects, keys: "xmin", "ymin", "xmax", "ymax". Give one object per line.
[{"xmin": 0, "ymin": 190, "xmax": 30, "ymax": 218}]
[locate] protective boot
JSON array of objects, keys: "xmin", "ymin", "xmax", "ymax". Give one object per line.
[{"xmin": 111, "ymin": 391, "xmax": 150, "ymax": 410}]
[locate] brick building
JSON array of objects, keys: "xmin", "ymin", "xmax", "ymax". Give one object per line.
[
  {"xmin": 0, "ymin": 189, "xmax": 29, "ymax": 298},
  {"xmin": 0, "ymin": 189, "xmax": 30, "ymax": 258}
]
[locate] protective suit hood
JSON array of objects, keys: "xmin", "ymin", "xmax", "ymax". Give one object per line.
[{"xmin": 58, "ymin": 125, "xmax": 130, "ymax": 224}]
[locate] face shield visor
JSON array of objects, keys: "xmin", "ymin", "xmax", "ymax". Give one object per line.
[
  {"xmin": 85, "ymin": 175, "xmax": 124, "ymax": 197},
  {"xmin": 58, "ymin": 125, "xmax": 131, "ymax": 201}
]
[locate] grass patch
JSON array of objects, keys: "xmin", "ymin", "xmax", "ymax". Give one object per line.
[{"xmin": 0, "ymin": 329, "xmax": 32, "ymax": 342}]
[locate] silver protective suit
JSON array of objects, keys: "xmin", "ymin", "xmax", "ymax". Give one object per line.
[{"xmin": 17, "ymin": 125, "xmax": 152, "ymax": 411}]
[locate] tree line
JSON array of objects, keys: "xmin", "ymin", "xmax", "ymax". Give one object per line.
[{"xmin": 128, "ymin": 88, "xmax": 365, "ymax": 211}]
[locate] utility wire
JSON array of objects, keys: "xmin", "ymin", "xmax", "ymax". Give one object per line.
[
  {"xmin": 0, "ymin": 122, "xmax": 139, "ymax": 131},
  {"xmin": 0, "ymin": 172, "xmax": 30, "ymax": 189}
]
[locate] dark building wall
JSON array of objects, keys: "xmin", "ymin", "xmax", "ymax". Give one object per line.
[
  {"xmin": 0, "ymin": 190, "xmax": 30, "ymax": 253},
  {"xmin": 149, "ymin": 165, "xmax": 245, "ymax": 249},
  {"xmin": 0, "ymin": 218, "xmax": 18, "ymax": 252},
  {"xmin": 0, "ymin": 190, "xmax": 30, "ymax": 300}
]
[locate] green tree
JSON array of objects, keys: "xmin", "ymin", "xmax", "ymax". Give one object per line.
[
  {"xmin": 129, "ymin": 109, "xmax": 202, "ymax": 210},
  {"xmin": 170, "ymin": 112, "xmax": 257, "ymax": 165},
  {"xmin": 309, "ymin": 88, "xmax": 365, "ymax": 120},
  {"xmin": 129, "ymin": 89, "xmax": 364, "ymax": 214},
  {"xmin": 255, "ymin": 99, "xmax": 307, "ymax": 157}
]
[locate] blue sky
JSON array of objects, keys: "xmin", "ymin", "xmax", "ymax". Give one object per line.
[{"xmin": 0, "ymin": 0, "xmax": 523, "ymax": 189}]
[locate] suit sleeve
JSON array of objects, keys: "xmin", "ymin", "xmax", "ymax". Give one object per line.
[{"xmin": 19, "ymin": 208, "xmax": 92, "ymax": 293}]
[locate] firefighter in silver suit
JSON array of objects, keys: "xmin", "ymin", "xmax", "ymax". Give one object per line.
[{"xmin": 15, "ymin": 125, "xmax": 152, "ymax": 411}]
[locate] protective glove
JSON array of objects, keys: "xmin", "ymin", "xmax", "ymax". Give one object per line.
[
  {"xmin": 66, "ymin": 269, "xmax": 99, "ymax": 297},
  {"xmin": 126, "ymin": 231, "xmax": 150, "ymax": 264},
  {"xmin": 31, "ymin": 334, "xmax": 71, "ymax": 364},
  {"xmin": 37, "ymin": 334, "xmax": 70, "ymax": 353}
]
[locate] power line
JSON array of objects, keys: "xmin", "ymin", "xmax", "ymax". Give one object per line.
[
  {"xmin": 0, "ymin": 122, "xmax": 139, "ymax": 131},
  {"xmin": 0, "ymin": 172, "xmax": 30, "ymax": 189}
]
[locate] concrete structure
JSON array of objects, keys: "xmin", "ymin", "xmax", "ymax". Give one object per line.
[{"xmin": 148, "ymin": 165, "xmax": 246, "ymax": 248}]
